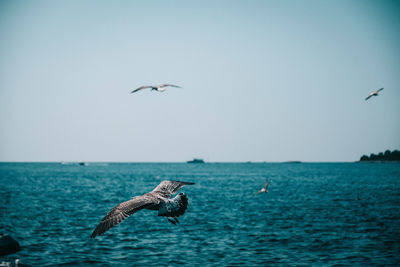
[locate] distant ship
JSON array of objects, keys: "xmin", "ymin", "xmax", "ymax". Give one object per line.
[
  {"xmin": 187, "ymin": 158, "xmax": 205, "ymax": 164},
  {"xmin": 60, "ymin": 161, "xmax": 87, "ymax": 166}
]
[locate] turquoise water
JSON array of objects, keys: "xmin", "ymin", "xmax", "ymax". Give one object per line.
[{"xmin": 1, "ymin": 162, "xmax": 400, "ymax": 266}]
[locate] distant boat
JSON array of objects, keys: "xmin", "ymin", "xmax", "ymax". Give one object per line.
[
  {"xmin": 187, "ymin": 158, "xmax": 205, "ymax": 164},
  {"xmin": 61, "ymin": 162, "xmax": 88, "ymax": 166}
]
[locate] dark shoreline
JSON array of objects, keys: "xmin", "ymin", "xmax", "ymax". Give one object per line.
[{"xmin": 359, "ymin": 150, "xmax": 400, "ymax": 162}]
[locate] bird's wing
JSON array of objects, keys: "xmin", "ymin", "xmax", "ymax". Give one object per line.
[
  {"xmin": 131, "ymin": 86, "xmax": 152, "ymax": 93},
  {"xmin": 159, "ymin": 83, "xmax": 181, "ymax": 88},
  {"xmin": 264, "ymin": 180, "xmax": 269, "ymax": 190},
  {"xmin": 254, "ymin": 189, "xmax": 262, "ymax": 195},
  {"xmin": 90, "ymin": 194, "xmax": 158, "ymax": 238},
  {"xmin": 377, "ymin": 87, "xmax": 384, "ymax": 93},
  {"xmin": 151, "ymin": 180, "xmax": 194, "ymax": 198},
  {"xmin": 365, "ymin": 94, "xmax": 373, "ymax": 100}
]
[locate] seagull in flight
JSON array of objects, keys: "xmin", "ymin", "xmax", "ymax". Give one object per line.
[
  {"xmin": 130, "ymin": 84, "xmax": 181, "ymax": 94},
  {"xmin": 365, "ymin": 88, "xmax": 384, "ymax": 100},
  {"xmin": 255, "ymin": 179, "xmax": 269, "ymax": 195},
  {"xmin": 91, "ymin": 180, "xmax": 194, "ymax": 238}
]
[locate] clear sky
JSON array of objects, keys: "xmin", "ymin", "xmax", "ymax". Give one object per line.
[{"xmin": 1, "ymin": 0, "xmax": 399, "ymax": 162}]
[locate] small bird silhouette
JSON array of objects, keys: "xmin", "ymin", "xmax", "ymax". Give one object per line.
[
  {"xmin": 130, "ymin": 84, "xmax": 181, "ymax": 94},
  {"xmin": 365, "ymin": 87, "xmax": 383, "ymax": 100},
  {"xmin": 91, "ymin": 180, "xmax": 194, "ymax": 238},
  {"xmin": 255, "ymin": 179, "xmax": 269, "ymax": 195}
]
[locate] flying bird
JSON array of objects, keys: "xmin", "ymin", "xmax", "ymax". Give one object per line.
[
  {"xmin": 130, "ymin": 84, "xmax": 181, "ymax": 94},
  {"xmin": 255, "ymin": 179, "xmax": 269, "ymax": 195},
  {"xmin": 91, "ymin": 180, "xmax": 194, "ymax": 238},
  {"xmin": 365, "ymin": 88, "xmax": 384, "ymax": 100}
]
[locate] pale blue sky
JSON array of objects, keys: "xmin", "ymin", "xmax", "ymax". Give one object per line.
[{"xmin": 1, "ymin": 0, "xmax": 399, "ymax": 162}]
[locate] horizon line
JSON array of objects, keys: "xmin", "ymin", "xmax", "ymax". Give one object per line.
[{"xmin": 0, "ymin": 160, "xmax": 380, "ymax": 164}]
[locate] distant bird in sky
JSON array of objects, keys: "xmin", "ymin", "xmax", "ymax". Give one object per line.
[
  {"xmin": 91, "ymin": 181, "xmax": 194, "ymax": 238},
  {"xmin": 365, "ymin": 87, "xmax": 384, "ymax": 100},
  {"xmin": 255, "ymin": 179, "xmax": 269, "ymax": 195},
  {"xmin": 130, "ymin": 84, "xmax": 181, "ymax": 94}
]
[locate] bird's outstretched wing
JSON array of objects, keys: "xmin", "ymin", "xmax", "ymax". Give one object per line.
[
  {"xmin": 365, "ymin": 94, "xmax": 373, "ymax": 100},
  {"xmin": 263, "ymin": 180, "xmax": 269, "ymax": 190},
  {"xmin": 91, "ymin": 194, "xmax": 157, "ymax": 238},
  {"xmin": 152, "ymin": 180, "xmax": 194, "ymax": 198},
  {"xmin": 254, "ymin": 189, "xmax": 263, "ymax": 195},
  {"xmin": 131, "ymin": 86, "xmax": 152, "ymax": 93},
  {"xmin": 377, "ymin": 87, "xmax": 384, "ymax": 93},
  {"xmin": 159, "ymin": 83, "xmax": 181, "ymax": 88}
]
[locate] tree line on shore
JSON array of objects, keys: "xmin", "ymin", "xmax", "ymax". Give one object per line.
[{"xmin": 360, "ymin": 150, "xmax": 400, "ymax": 161}]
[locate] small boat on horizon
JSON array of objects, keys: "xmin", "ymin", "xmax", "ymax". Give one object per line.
[
  {"xmin": 187, "ymin": 158, "xmax": 205, "ymax": 164},
  {"xmin": 60, "ymin": 161, "xmax": 88, "ymax": 166}
]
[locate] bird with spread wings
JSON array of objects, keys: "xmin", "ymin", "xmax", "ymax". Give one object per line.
[
  {"xmin": 130, "ymin": 84, "xmax": 181, "ymax": 94},
  {"xmin": 91, "ymin": 180, "xmax": 194, "ymax": 238},
  {"xmin": 255, "ymin": 179, "xmax": 269, "ymax": 195},
  {"xmin": 365, "ymin": 88, "xmax": 384, "ymax": 100}
]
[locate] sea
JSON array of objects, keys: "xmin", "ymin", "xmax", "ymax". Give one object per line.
[{"xmin": 1, "ymin": 162, "xmax": 399, "ymax": 266}]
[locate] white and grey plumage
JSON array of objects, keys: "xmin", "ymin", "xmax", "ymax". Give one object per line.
[
  {"xmin": 130, "ymin": 84, "xmax": 181, "ymax": 94},
  {"xmin": 91, "ymin": 180, "xmax": 194, "ymax": 238},
  {"xmin": 365, "ymin": 87, "xmax": 384, "ymax": 100},
  {"xmin": 255, "ymin": 179, "xmax": 269, "ymax": 195}
]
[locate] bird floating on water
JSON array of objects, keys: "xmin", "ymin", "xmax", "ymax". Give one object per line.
[
  {"xmin": 91, "ymin": 180, "xmax": 194, "ymax": 238},
  {"xmin": 130, "ymin": 84, "xmax": 181, "ymax": 94},
  {"xmin": 255, "ymin": 179, "xmax": 269, "ymax": 195},
  {"xmin": 365, "ymin": 88, "xmax": 384, "ymax": 100}
]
